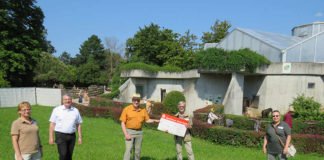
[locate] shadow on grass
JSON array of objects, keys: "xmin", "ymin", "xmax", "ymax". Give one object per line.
[
  {"xmin": 140, "ymin": 156, "xmax": 188, "ymax": 160},
  {"xmin": 141, "ymin": 156, "xmax": 157, "ymax": 160},
  {"xmin": 165, "ymin": 157, "xmax": 188, "ymax": 160}
]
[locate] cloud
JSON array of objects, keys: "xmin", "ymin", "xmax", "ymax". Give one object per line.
[{"xmin": 315, "ymin": 12, "xmax": 323, "ymax": 17}]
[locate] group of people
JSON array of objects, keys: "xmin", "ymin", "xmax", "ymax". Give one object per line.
[
  {"xmin": 119, "ymin": 93, "xmax": 195, "ymax": 160},
  {"xmin": 10, "ymin": 92, "xmax": 294, "ymax": 160},
  {"xmin": 10, "ymin": 94, "xmax": 195, "ymax": 160},
  {"xmin": 11, "ymin": 95, "xmax": 82, "ymax": 160}
]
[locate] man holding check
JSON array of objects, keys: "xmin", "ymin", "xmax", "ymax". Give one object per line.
[
  {"xmin": 174, "ymin": 101, "xmax": 195, "ymax": 160},
  {"xmin": 120, "ymin": 93, "xmax": 159, "ymax": 160}
]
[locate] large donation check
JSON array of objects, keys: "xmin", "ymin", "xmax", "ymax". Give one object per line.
[{"xmin": 157, "ymin": 114, "xmax": 188, "ymax": 137}]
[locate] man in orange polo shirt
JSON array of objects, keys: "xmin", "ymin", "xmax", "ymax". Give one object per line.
[{"xmin": 120, "ymin": 93, "xmax": 159, "ymax": 160}]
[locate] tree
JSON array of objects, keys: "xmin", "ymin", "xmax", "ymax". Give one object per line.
[
  {"xmin": 126, "ymin": 23, "xmax": 184, "ymax": 66},
  {"xmin": 179, "ymin": 30, "xmax": 198, "ymax": 52},
  {"xmin": 74, "ymin": 35, "xmax": 106, "ymax": 68},
  {"xmin": 0, "ymin": 71, "xmax": 9, "ymax": 87},
  {"xmin": 104, "ymin": 37, "xmax": 125, "ymax": 79},
  {"xmin": 34, "ymin": 53, "xmax": 77, "ymax": 86},
  {"xmin": 77, "ymin": 57, "xmax": 108, "ymax": 85},
  {"xmin": 201, "ymin": 20, "xmax": 231, "ymax": 43},
  {"xmin": 0, "ymin": 0, "xmax": 54, "ymax": 86},
  {"xmin": 74, "ymin": 35, "xmax": 108, "ymax": 86},
  {"xmin": 166, "ymin": 30, "xmax": 198, "ymax": 70},
  {"xmin": 58, "ymin": 51, "xmax": 72, "ymax": 65}
]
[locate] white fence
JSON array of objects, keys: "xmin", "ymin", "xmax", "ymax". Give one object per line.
[{"xmin": 0, "ymin": 88, "xmax": 61, "ymax": 107}]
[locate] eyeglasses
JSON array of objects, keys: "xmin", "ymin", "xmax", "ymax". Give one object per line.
[
  {"xmin": 132, "ymin": 99, "xmax": 140, "ymax": 102},
  {"xmin": 21, "ymin": 109, "xmax": 31, "ymax": 112},
  {"xmin": 272, "ymin": 115, "xmax": 280, "ymax": 117}
]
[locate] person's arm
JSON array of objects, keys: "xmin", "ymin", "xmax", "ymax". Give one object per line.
[
  {"xmin": 263, "ymin": 136, "xmax": 268, "ymax": 154},
  {"xmin": 146, "ymin": 119, "xmax": 159, "ymax": 123},
  {"xmin": 121, "ymin": 122, "xmax": 131, "ymax": 140},
  {"xmin": 77, "ymin": 124, "xmax": 82, "ymax": 144},
  {"xmin": 11, "ymin": 135, "xmax": 23, "ymax": 160},
  {"xmin": 283, "ymin": 135, "xmax": 291, "ymax": 154},
  {"xmin": 49, "ymin": 122, "xmax": 55, "ymax": 144}
]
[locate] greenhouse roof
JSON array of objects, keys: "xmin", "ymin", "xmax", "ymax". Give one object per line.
[{"xmin": 237, "ymin": 28, "xmax": 302, "ymax": 50}]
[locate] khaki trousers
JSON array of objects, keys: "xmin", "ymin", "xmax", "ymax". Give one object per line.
[
  {"xmin": 123, "ymin": 129, "xmax": 143, "ymax": 160},
  {"xmin": 175, "ymin": 136, "xmax": 194, "ymax": 160}
]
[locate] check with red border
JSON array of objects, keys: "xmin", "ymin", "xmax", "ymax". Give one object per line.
[{"xmin": 157, "ymin": 114, "xmax": 188, "ymax": 137}]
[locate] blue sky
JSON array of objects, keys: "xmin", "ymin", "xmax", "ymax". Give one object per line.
[{"xmin": 37, "ymin": 0, "xmax": 324, "ymax": 57}]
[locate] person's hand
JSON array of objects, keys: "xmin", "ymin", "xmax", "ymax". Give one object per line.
[
  {"xmin": 185, "ymin": 124, "xmax": 192, "ymax": 129},
  {"xmin": 125, "ymin": 133, "xmax": 132, "ymax": 140},
  {"xmin": 16, "ymin": 154, "xmax": 23, "ymax": 160},
  {"xmin": 49, "ymin": 137, "xmax": 55, "ymax": 145},
  {"xmin": 283, "ymin": 146, "xmax": 288, "ymax": 154},
  {"xmin": 155, "ymin": 119, "xmax": 160, "ymax": 123},
  {"xmin": 263, "ymin": 146, "xmax": 267, "ymax": 154},
  {"xmin": 78, "ymin": 137, "xmax": 82, "ymax": 144}
]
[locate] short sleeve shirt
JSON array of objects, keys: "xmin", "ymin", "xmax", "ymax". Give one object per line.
[
  {"xmin": 49, "ymin": 105, "xmax": 83, "ymax": 134},
  {"xmin": 119, "ymin": 105, "xmax": 150, "ymax": 130},
  {"xmin": 265, "ymin": 121, "xmax": 291, "ymax": 154},
  {"xmin": 11, "ymin": 118, "xmax": 41, "ymax": 154}
]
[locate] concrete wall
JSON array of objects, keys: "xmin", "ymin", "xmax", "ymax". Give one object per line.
[
  {"xmin": 119, "ymin": 63, "xmax": 324, "ymax": 115},
  {"xmin": 36, "ymin": 88, "xmax": 62, "ymax": 107},
  {"xmin": 0, "ymin": 88, "xmax": 36, "ymax": 107},
  {"xmin": 257, "ymin": 75, "xmax": 324, "ymax": 113},
  {"xmin": 119, "ymin": 72, "xmax": 232, "ymax": 114},
  {"xmin": 223, "ymin": 73, "xmax": 244, "ymax": 115},
  {"xmin": 0, "ymin": 88, "xmax": 61, "ymax": 107}
]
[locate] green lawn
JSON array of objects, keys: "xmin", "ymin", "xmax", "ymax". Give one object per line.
[{"xmin": 0, "ymin": 106, "xmax": 322, "ymax": 160}]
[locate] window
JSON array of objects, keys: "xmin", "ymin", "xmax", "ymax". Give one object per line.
[
  {"xmin": 308, "ymin": 82, "xmax": 315, "ymax": 89},
  {"xmin": 135, "ymin": 85, "xmax": 144, "ymax": 97}
]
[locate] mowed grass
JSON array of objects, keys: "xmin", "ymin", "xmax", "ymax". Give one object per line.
[{"xmin": 0, "ymin": 106, "xmax": 322, "ymax": 160}]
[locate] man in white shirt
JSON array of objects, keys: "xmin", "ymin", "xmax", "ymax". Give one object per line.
[{"xmin": 49, "ymin": 94, "xmax": 83, "ymax": 160}]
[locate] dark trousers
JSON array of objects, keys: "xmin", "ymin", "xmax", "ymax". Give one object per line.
[{"xmin": 55, "ymin": 132, "xmax": 76, "ymax": 160}]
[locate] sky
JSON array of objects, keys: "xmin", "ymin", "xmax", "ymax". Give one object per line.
[{"xmin": 37, "ymin": 0, "xmax": 324, "ymax": 57}]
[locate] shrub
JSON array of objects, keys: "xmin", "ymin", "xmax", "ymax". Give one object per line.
[
  {"xmin": 292, "ymin": 134, "xmax": 324, "ymax": 154},
  {"xmin": 90, "ymin": 97, "xmax": 114, "ymax": 107},
  {"xmin": 162, "ymin": 91, "xmax": 186, "ymax": 114},
  {"xmin": 292, "ymin": 94, "xmax": 323, "ymax": 120},
  {"xmin": 74, "ymin": 103, "xmax": 110, "ymax": 118},
  {"xmin": 293, "ymin": 120, "xmax": 324, "ymax": 135},
  {"xmin": 225, "ymin": 114, "xmax": 255, "ymax": 130},
  {"xmin": 194, "ymin": 48, "xmax": 270, "ymax": 73},
  {"xmin": 120, "ymin": 62, "xmax": 182, "ymax": 73},
  {"xmin": 192, "ymin": 118, "xmax": 324, "ymax": 154}
]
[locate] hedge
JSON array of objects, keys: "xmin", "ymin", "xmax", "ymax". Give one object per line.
[
  {"xmin": 74, "ymin": 97, "xmax": 324, "ymax": 155},
  {"xmin": 191, "ymin": 118, "xmax": 324, "ymax": 155}
]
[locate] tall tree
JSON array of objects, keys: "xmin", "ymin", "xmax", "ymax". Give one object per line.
[
  {"xmin": 166, "ymin": 30, "xmax": 198, "ymax": 70},
  {"xmin": 58, "ymin": 51, "xmax": 72, "ymax": 65},
  {"xmin": 201, "ymin": 20, "xmax": 231, "ymax": 43},
  {"xmin": 179, "ymin": 30, "xmax": 198, "ymax": 52},
  {"xmin": 0, "ymin": 0, "xmax": 54, "ymax": 86},
  {"xmin": 75, "ymin": 35, "xmax": 107, "ymax": 86},
  {"xmin": 74, "ymin": 35, "xmax": 105, "ymax": 68},
  {"xmin": 104, "ymin": 37, "xmax": 125, "ymax": 79},
  {"xmin": 126, "ymin": 23, "xmax": 184, "ymax": 66}
]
